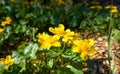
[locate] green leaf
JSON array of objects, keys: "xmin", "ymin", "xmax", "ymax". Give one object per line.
[
  {"xmin": 12, "ymin": 51, "xmax": 20, "ymax": 58},
  {"xmin": 30, "ymin": 43, "xmax": 38, "ymax": 59},
  {"xmin": 19, "ymin": 19, "xmax": 28, "ymax": 25},
  {"xmin": 112, "ymin": 29, "xmax": 120, "ymax": 40},
  {"xmin": 70, "ymin": 61, "xmax": 83, "ymax": 70},
  {"xmin": 17, "ymin": 43, "xmax": 26, "ymax": 50},
  {"xmin": 13, "ymin": 57, "xmax": 21, "ymax": 64},
  {"xmin": 47, "ymin": 50, "xmax": 61, "ymax": 58},
  {"xmin": 70, "ymin": 19, "xmax": 77, "ymax": 27},
  {"xmin": 24, "ymin": 43, "xmax": 33, "ymax": 54},
  {"xmin": 5, "ymin": 6, "xmax": 12, "ymax": 12},
  {"xmin": 47, "ymin": 59, "xmax": 53, "ymax": 68},
  {"xmin": 0, "ymin": 64, "xmax": 5, "ymax": 74},
  {"xmin": 66, "ymin": 65, "xmax": 83, "ymax": 74},
  {"xmin": 19, "ymin": 59, "xmax": 26, "ymax": 72},
  {"xmin": 86, "ymin": 59, "xmax": 94, "ymax": 69},
  {"xmin": 50, "ymin": 15, "xmax": 59, "ymax": 25}
]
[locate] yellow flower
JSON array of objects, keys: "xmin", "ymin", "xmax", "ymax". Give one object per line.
[
  {"xmin": 72, "ymin": 39, "xmax": 97, "ymax": 61},
  {"xmin": 105, "ymin": 5, "xmax": 117, "ymax": 9},
  {"xmin": 37, "ymin": 32, "xmax": 50, "ymax": 43},
  {"xmin": 72, "ymin": 40, "xmax": 84, "ymax": 53},
  {"xmin": 49, "ymin": 24, "xmax": 76, "ymax": 43},
  {"xmin": 37, "ymin": 33, "xmax": 61, "ymax": 50},
  {"xmin": 5, "ymin": 17, "xmax": 11, "ymax": 24},
  {"xmin": 49, "ymin": 24, "xmax": 65, "ymax": 36},
  {"xmin": 55, "ymin": 0, "xmax": 65, "ymax": 5},
  {"xmin": 67, "ymin": 33, "xmax": 80, "ymax": 44},
  {"xmin": 1, "ymin": 17, "xmax": 11, "ymax": 26},
  {"xmin": 105, "ymin": 5, "xmax": 111, "ymax": 9},
  {"xmin": 62, "ymin": 29, "xmax": 75, "ymax": 42},
  {"xmin": 74, "ymin": 33, "xmax": 80, "ymax": 38},
  {"xmin": 111, "ymin": 8, "xmax": 118, "ymax": 13},
  {"xmin": 90, "ymin": 5, "xmax": 102, "ymax": 9},
  {"xmin": 0, "ymin": 55, "xmax": 14, "ymax": 66},
  {"xmin": 0, "ymin": 28, "xmax": 4, "ymax": 33},
  {"xmin": 96, "ymin": 5, "xmax": 102, "ymax": 9},
  {"xmin": 111, "ymin": 6, "xmax": 117, "ymax": 9},
  {"xmin": 90, "ymin": 6, "xmax": 96, "ymax": 9},
  {"xmin": 1, "ymin": 21, "xmax": 7, "ymax": 26}
]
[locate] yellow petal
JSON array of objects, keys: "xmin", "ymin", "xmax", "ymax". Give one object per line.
[
  {"xmin": 53, "ymin": 42, "xmax": 61, "ymax": 47},
  {"xmin": 6, "ymin": 55, "xmax": 11, "ymax": 60},
  {"xmin": 1, "ymin": 21, "xmax": 7, "ymax": 26},
  {"xmin": 80, "ymin": 51, "xmax": 88, "ymax": 61},
  {"xmin": 72, "ymin": 46, "xmax": 80, "ymax": 53},
  {"xmin": 89, "ymin": 48, "xmax": 97, "ymax": 56},
  {"xmin": 89, "ymin": 39, "xmax": 94, "ymax": 46},
  {"xmin": 49, "ymin": 27, "xmax": 54, "ymax": 33},
  {"xmin": 0, "ymin": 28, "xmax": 4, "ymax": 33},
  {"xmin": 52, "ymin": 35, "xmax": 60, "ymax": 40},
  {"xmin": 62, "ymin": 37, "xmax": 68, "ymax": 43}
]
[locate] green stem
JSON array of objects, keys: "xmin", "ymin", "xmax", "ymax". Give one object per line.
[
  {"xmin": 108, "ymin": 8, "xmax": 114, "ymax": 74},
  {"xmin": 108, "ymin": 11, "xmax": 113, "ymax": 65},
  {"xmin": 62, "ymin": 43, "xmax": 65, "ymax": 50},
  {"xmin": 112, "ymin": 54, "xmax": 116, "ymax": 74}
]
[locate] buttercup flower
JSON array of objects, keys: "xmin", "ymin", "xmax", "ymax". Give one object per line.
[
  {"xmin": 1, "ymin": 21, "xmax": 7, "ymax": 26},
  {"xmin": 105, "ymin": 5, "xmax": 118, "ymax": 13},
  {"xmin": 96, "ymin": 5, "xmax": 102, "ymax": 9},
  {"xmin": 62, "ymin": 29, "xmax": 75, "ymax": 42},
  {"xmin": 0, "ymin": 55, "xmax": 14, "ymax": 66},
  {"xmin": 5, "ymin": 17, "xmax": 11, "ymax": 24},
  {"xmin": 90, "ymin": 5, "xmax": 102, "ymax": 9},
  {"xmin": 37, "ymin": 33, "xmax": 61, "ymax": 50},
  {"xmin": 72, "ymin": 39, "xmax": 97, "ymax": 61},
  {"xmin": 111, "ymin": 8, "xmax": 118, "ymax": 13},
  {"xmin": 90, "ymin": 6, "xmax": 96, "ymax": 9},
  {"xmin": 105, "ymin": 5, "xmax": 117, "ymax": 9},
  {"xmin": 1, "ymin": 17, "xmax": 11, "ymax": 26},
  {"xmin": 49, "ymin": 24, "xmax": 76, "ymax": 43},
  {"xmin": 49, "ymin": 24, "xmax": 65, "ymax": 36}
]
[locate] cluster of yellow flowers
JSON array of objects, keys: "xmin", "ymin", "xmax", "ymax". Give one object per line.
[
  {"xmin": 37, "ymin": 24, "xmax": 97, "ymax": 61},
  {"xmin": 0, "ymin": 17, "xmax": 11, "ymax": 33},
  {"xmin": 90, "ymin": 5, "xmax": 102, "ymax": 9},
  {"xmin": 1, "ymin": 17, "xmax": 11, "ymax": 26},
  {"xmin": 0, "ymin": 55, "xmax": 14, "ymax": 66},
  {"xmin": 105, "ymin": 5, "xmax": 118, "ymax": 13},
  {"xmin": 89, "ymin": 1, "xmax": 102, "ymax": 9},
  {"xmin": 49, "ymin": 24, "xmax": 80, "ymax": 43}
]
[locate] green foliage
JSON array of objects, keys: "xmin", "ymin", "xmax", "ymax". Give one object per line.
[
  {"xmin": 1, "ymin": 42, "xmax": 85, "ymax": 73},
  {"xmin": 0, "ymin": 0, "xmax": 120, "ymax": 73},
  {"xmin": 112, "ymin": 28, "xmax": 120, "ymax": 41}
]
